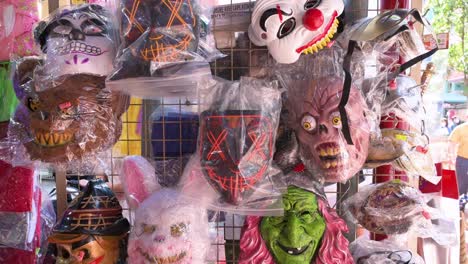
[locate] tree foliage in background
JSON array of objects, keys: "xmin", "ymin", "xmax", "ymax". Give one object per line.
[{"xmin": 426, "ymin": 0, "xmax": 467, "ymax": 79}]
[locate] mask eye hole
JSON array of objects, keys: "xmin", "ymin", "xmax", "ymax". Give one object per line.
[
  {"xmin": 53, "ymin": 25, "xmax": 73, "ymax": 35},
  {"xmin": 142, "ymin": 223, "xmax": 156, "ymax": 234},
  {"xmin": 171, "ymin": 223, "xmax": 187, "ymax": 237},
  {"xmin": 82, "ymin": 24, "xmax": 103, "ymax": 35},
  {"xmin": 330, "ymin": 112, "xmax": 342, "ymax": 128},
  {"xmin": 277, "ymin": 18, "xmax": 296, "ymax": 39},
  {"xmin": 304, "ymin": 0, "xmax": 321, "ymax": 9},
  {"xmin": 27, "ymin": 97, "xmax": 40, "ymax": 112},
  {"xmin": 301, "ymin": 114, "xmax": 316, "ymax": 132}
]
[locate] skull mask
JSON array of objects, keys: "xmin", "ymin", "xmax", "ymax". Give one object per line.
[
  {"xmin": 128, "ymin": 189, "xmax": 210, "ymax": 264},
  {"xmin": 35, "ymin": 5, "xmax": 115, "ymax": 77},
  {"xmin": 289, "ymin": 77, "xmax": 370, "ymax": 182},
  {"xmin": 15, "ymin": 74, "xmax": 129, "ymax": 163},
  {"xmin": 199, "ymin": 110, "xmax": 275, "ymax": 205},
  {"xmin": 249, "ymin": 0, "xmax": 344, "ymax": 64}
]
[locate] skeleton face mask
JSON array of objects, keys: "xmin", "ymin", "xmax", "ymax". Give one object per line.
[
  {"xmin": 290, "ymin": 77, "xmax": 370, "ymax": 182},
  {"xmin": 35, "ymin": 5, "xmax": 115, "ymax": 77},
  {"xmin": 128, "ymin": 189, "xmax": 210, "ymax": 264},
  {"xmin": 199, "ymin": 110, "xmax": 275, "ymax": 205},
  {"xmin": 249, "ymin": 0, "xmax": 344, "ymax": 64}
]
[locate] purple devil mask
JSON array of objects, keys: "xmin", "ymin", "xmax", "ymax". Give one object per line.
[
  {"xmin": 288, "ymin": 77, "xmax": 370, "ymax": 182},
  {"xmin": 199, "ymin": 110, "xmax": 275, "ymax": 205}
]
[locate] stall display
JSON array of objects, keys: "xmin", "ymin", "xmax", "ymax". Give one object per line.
[
  {"xmin": 238, "ymin": 185, "xmax": 353, "ymax": 264},
  {"xmin": 48, "ymin": 180, "xmax": 130, "ymax": 264},
  {"xmin": 248, "ymin": 0, "xmax": 344, "ymax": 64},
  {"xmin": 122, "ymin": 156, "xmax": 210, "ymax": 264},
  {"xmin": 34, "ymin": 4, "xmax": 118, "ymax": 78}
]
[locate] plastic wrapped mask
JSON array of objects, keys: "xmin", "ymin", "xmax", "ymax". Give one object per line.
[
  {"xmin": 289, "ymin": 77, "xmax": 370, "ymax": 182},
  {"xmin": 249, "ymin": 0, "xmax": 344, "ymax": 64},
  {"xmin": 239, "ymin": 185, "xmax": 353, "ymax": 264},
  {"xmin": 199, "ymin": 110, "xmax": 275, "ymax": 205},
  {"xmin": 34, "ymin": 5, "xmax": 115, "ymax": 77},
  {"xmin": 16, "ymin": 74, "xmax": 129, "ymax": 163},
  {"xmin": 48, "ymin": 180, "xmax": 130, "ymax": 264}
]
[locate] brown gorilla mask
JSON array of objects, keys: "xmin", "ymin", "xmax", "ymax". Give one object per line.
[{"xmin": 22, "ymin": 74, "xmax": 129, "ymax": 162}]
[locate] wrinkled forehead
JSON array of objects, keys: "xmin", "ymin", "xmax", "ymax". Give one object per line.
[{"xmin": 283, "ymin": 188, "xmax": 318, "ymax": 212}]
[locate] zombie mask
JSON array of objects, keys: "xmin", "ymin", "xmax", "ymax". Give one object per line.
[
  {"xmin": 34, "ymin": 5, "xmax": 115, "ymax": 77},
  {"xmin": 199, "ymin": 110, "xmax": 275, "ymax": 205},
  {"xmin": 17, "ymin": 74, "xmax": 129, "ymax": 163},
  {"xmin": 48, "ymin": 180, "xmax": 130, "ymax": 264},
  {"xmin": 249, "ymin": 0, "xmax": 344, "ymax": 64},
  {"xmin": 289, "ymin": 77, "xmax": 370, "ymax": 182},
  {"xmin": 239, "ymin": 185, "xmax": 354, "ymax": 264},
  {"xmin": 261, "ymin": 186, "xmax": 325, "ymax": 263},
  {"xmin": 129, "ymin": 189, "xmax": 210, "ymax": 264}
]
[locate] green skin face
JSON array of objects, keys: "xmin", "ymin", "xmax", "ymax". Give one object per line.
[{"xmin": 260, "ymin": 186, "xmax": 326, "ymax": 264}]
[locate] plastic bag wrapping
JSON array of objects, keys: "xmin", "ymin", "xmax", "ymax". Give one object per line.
[
  {"xmin": 0, "ymin": 0, "xmax": 39, "ymax": 60},
  {"xmin": 121, "ymin": 156, "xmax": 211, "ymax": 264},
  {"xmin": 179, "ymin": 77, "xmax": 284, "ymax": 214},
  {"xmin": 238, "ymin": 185, "xmax": 354, "ymax": 264},
  {"xmin": 32, "ymin": 4, "xmax": 119, "ymax": 80},
  {"xmin": 277, "ymin": 52, "xmax": 371, "ymax": 183},
  {"xmin": 350, "ymin": 237, "xmax": 425, "ymax": 264},
  {"xmin": 106, "ymin": 0, "xmax": 223, "ymax": 97},
  {"xmin": 0, "ymin": 158, "xmax": 37, "ymax": 251},
  {"xmin": 343, "ymin": 180, "xmax": 456, "ymax": 245},
  {"xmin": 9, "ymin": 71, "xmax": 130, "ymax": 165}
]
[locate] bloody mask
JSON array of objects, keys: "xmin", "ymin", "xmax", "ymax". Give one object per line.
[
  {"xmin": 34, "ymin": 4, "xmax": 115, "ymax": 77},
  {"xmin": 260, "ymin": 186, "xmax": 326, "ymax": 263},
  {"xmin": 289, "ymin": 77, "xmax": 370, "ymax": 182},
  {"xmin": 249, "ymin": 0, "xmax": 344, "ymax": 64},
  {"xmin": 199, "ymin": 110, "xmax": 275, "ymax": 205},
  {"xmin": 128, "ymin": 188, "xmax": 210, "ymax": 264},
  {"xmin": 49, "ymin": 180, "xmax": 130, "ymax": 264},
  {"xmin": 16, "ymin": 74, "xmax": 129, "ymax": 163}
]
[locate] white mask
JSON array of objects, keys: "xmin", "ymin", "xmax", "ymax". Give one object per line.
[
  {"xmin": 43, "ymin": 10, "xmax": 115, "ymax": 77},
  {"xmin": 249, "ymin": 0, "xmax": 344, "ymax": 64}
]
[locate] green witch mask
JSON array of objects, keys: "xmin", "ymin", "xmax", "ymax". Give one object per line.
[{"xmin": 260, "ymin": 186, "xmax": 326, "ymax": 264}]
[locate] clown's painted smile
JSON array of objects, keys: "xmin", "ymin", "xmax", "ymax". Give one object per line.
[
  {"xmin": 137, "ymin": 247, "xmax": 187, "ymax": 264},
  {"xmin": 277, "ymin": 242, "xmax": 311, "ymax": 255},
  {"xmin": 296, "ymin": 12, "xmax": 339, "ymax": 54}
]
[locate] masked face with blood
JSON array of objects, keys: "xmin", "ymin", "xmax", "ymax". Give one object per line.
[
  {"xmin": 35, "ymin": 5, "xmax": 115, "ymax": 78},
  {"xmin": 249, "ymin": 0, "xmax": 344, "ymax": 64},
  {"xmin": 289, "ymin": 77, "xmax": 370, "ymax": 182}
]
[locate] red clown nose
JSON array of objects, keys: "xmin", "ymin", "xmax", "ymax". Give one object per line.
[{"xmin": 303, "ymin": 8, "xmax": 324, "ymax": 31}]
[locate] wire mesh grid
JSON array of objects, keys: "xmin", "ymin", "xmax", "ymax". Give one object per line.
[{"xmin": 48, "ymin": 0, "xmax": 403, "ymax": 263}]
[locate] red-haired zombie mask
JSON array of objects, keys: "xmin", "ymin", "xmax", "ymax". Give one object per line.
[
  {"xmin": 199, "ymin": 110, "xmax": 275, "ymax": 205},
  {"xmin": 15, "ymin": 74, "xmax": 129, "ymax": 163},
  {"xmin": 289, "ymin": 77, "xmax": 370, "ymax": 182}
]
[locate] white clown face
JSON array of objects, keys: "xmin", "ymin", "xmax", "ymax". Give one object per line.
[
  {"xmin": 249, "ymin": 0, "xmax": 344, "ymax": 64},
  {"xmin": 45, "ymin": 12, "xmax": 114, "ymax": 77}
]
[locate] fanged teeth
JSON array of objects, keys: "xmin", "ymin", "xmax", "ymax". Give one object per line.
[
  {"xmin": 34, "ymin": 131, "xmax": 73, "ymax": 147},
  {"xmin": 302, "ymin": 18, "xmax": 339, "ymax": 55}
]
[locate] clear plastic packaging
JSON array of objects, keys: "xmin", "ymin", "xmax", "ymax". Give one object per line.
[
  {"xmin": 343, "ymin": 180, "xmax": 457, "ymax": 246},
  {"xmin": 239, "ymin": 185, "xmax": 353, "ymax": 264},
  {"xmin": 350, "ymin": 237, "xmax": 425, "ymax": 264},
  {"xmin": 33, "ymin": 4, "xmax": 119, "ymax": 79},
  {"xmin": 0, "ymin": 0, "xmax": 39, "ymax": 60},
  {"xmin": 106, "ymin": 0, "xmax": 223, "ymax": 97},
  {"xmin": 9, "ymin": 71, "xmax": 130, "ymax": 164},
  {"xmin": 180, "ymin": 77, "xmax": 284, "ymax": 214},
  {"xmin": 121, "ymin": 155, "xmax": 211, "ymax": 264}
]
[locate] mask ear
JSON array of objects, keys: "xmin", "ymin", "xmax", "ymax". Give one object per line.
[
  {"xmin": 121, "ymin": 156, "xmax": 161, "ymax": 209},
  {"xmin": 248, "ymin": 25, "xmax": 267, "ymax": 47}
]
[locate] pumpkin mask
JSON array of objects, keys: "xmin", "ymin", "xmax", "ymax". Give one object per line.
[{"xmin": 14, "ymin": 74, "xmax": 129, "ymax": 163}]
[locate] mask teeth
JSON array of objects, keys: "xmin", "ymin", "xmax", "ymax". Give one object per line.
[{"xmin": 302, "ymin": 18, "xmax": 339, "ymax": 55}]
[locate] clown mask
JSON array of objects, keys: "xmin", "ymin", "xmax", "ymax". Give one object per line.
[
  {"xmin": 289, "ymin": 77, "xmax": 370, "ymax": 182},
  {"xmin": 54, "ymin": 235, "xmax": 121, "ymax": 264},
  {"xmin": 128, "ymin": 189, "xmax": 210, "ymax": 264},
  {"xmin": 36, "ymin": 5, "xmax": 115, "ymax": 78},
  {"xmin": 261, "ymin": 186, "xmax": 325, "ymax": 263},
  {"xmin": 249, "ymin": 0, "xmax": 344, "ymax": 64}
]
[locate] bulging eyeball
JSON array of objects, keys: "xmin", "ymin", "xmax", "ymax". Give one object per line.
[
  {"xmin": 330, "ymin": 112, "xmax": 341, "ymax": 128},
  {"xmin": 301, "ymin": 114, "xmax": 316, "ymax": 131}
]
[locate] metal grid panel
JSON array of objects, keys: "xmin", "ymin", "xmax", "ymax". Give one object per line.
[{"xmin": 47, "ymin": 0, "xmax": 390, "ymax": 263}]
